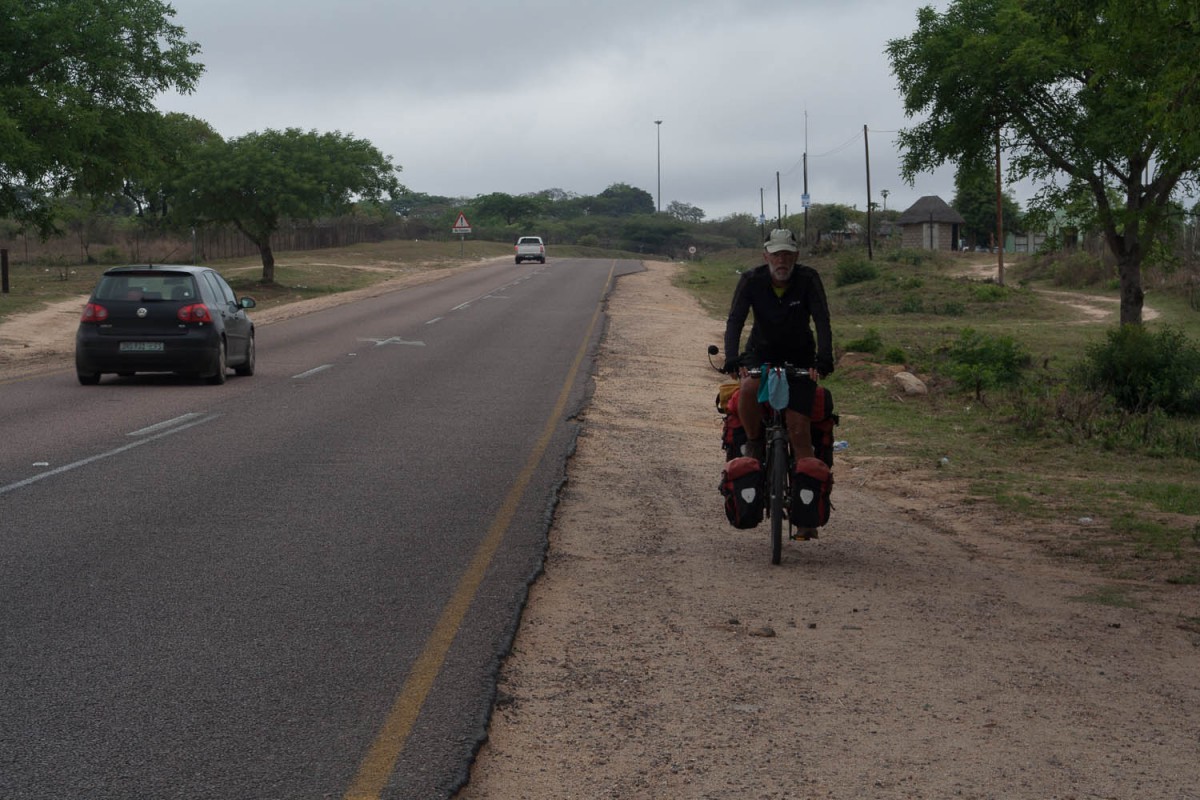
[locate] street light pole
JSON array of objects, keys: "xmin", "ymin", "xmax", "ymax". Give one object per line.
[{"xmin": 654, "ymin": 120, "xmax": 663, "ymax": 213}]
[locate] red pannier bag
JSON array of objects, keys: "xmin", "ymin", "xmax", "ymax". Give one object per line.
[
  {"xmin": 720, "ymin": 386, "xmax": 748, "ymax": 461},
  {"xmin": 791, "ymin": 456, "xmax": 833, "ymax": 528},
  {"xmin": 719, "ymin": 456, "xmax": 764, "ymax": 529},
  {"xmin": 809, "ymin": 385, "xmax": 838, "ymax": 467}
]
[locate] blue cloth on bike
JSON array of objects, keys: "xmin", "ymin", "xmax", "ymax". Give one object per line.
[{"xmin": 756, "ymin": 366, "xmax": 790, "ymax": 410}]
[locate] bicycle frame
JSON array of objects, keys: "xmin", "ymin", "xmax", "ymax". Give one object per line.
[{"xmin": 748, "ymin": 364, "xmax": 812, "ymax": 564}]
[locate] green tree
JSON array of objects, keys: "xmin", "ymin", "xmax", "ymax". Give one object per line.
[
  {"xmin": 953, "ymin": 158, "xmax": 1021, "ymax": 248},
  {"xmin": 123, "ymin": 113, "xmax": 222, "ymax": 223},
  {"xmin": 592, "ymin": 183, "xmax": 654, "ymax": 217},
  {"xmin": 619, "ymin": 215, "xmax": 687, "ymax": 254},
  {"xmin": 0, "ymin": 0, "xmax": 203, "ymax": 235},
  {"xmin": 171, "ymin": 128, "xmax": 400, "ymax": 282},
  {"xmin": 469, "ymin": 192, "xmax": 542, "ymax": 226},
  {"xmin": 666, "ymin": 201, "xmax": 705, "ymax": 224},
  {"xmin": 887, "ymin": 0, "xmax": 1200, "ymax": 325}
]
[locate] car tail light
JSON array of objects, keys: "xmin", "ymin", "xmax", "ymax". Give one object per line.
[
  {"xmin": 80, "ymin": 303, "xmax": 108, "ymax": 323},
  {"xmin": 177, "ymin": 303, "xmax": 213, "ymax": 323}
]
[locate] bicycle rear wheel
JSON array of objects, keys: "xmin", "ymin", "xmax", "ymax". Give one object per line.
[{"xmin": 769, "ymin": 437, "xmax": 787, "ymax": 564}]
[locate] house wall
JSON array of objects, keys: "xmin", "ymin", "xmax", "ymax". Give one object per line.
[{"xmin": 901, "ymin": 222, "xmax": 956, "ymax": 251}]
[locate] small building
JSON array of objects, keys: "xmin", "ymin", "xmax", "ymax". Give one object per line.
[{"xmin": 896, "ymin": 196, "xmax": 965, "ymax": 252}]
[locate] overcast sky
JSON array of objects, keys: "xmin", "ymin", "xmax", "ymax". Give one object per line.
[{"xmin": 155, "ymin": 0, "xmax": 987, "ymax": 221}]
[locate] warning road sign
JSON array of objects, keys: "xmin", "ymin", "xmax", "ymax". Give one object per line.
[{"xmin": 452, "ymin": 212, "xmax": 472, "ymax": 234}]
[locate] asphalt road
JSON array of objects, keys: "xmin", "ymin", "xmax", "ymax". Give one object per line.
[{"xmin": 0, "ymin": 257, "xmax": 643, "ymax": 799}]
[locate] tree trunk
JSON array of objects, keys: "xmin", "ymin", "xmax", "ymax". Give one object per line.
[
  {"xmin": 1117, "ymin": 255, "xmax": 1144, "ymax": 326},
  {"xmin": 258, "ymin": 242, "xmax": 276, "ymax": 284}
]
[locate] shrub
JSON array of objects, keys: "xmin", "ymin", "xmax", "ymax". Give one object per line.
[
  {"xmin": 885, "ymin": 249, "xmax": 931, "ymax": 267},
  {"xmin": 972, "ymin": 284, "xmax": 1008, "ymax": 302},
  {"xmin": 845, "ymin": 327, "xmax": 883, "ymax": 354},
  {"xmin": 939, "ymin": 328, "xmax": 1031, "ymax": 399},
  {"xmin": 1078, "ymin": 325, "xmax": 1200, "ymax": 415},
  {"xmin": 835, "ymin": 255, "xmax": 879, "ymax": 287}
]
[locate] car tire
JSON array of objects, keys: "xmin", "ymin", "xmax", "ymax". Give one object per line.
[
  {"xmin": 205, "ymin": 339, "xmax": 228, "ymax": 385},
  {"xmin": 514, "ymin": 257, "xmax": 521, "ymax": 264},
  {"xmin": 539, "ymin": 257, "xmax": 546, "ymax": 263},
  {"xmin": 76, "ymin": 370, "xmax": 101, "ymax": 385},
  {"xmin": 234, "ymin": 331, "xmax": 256, "ymax": 377}
]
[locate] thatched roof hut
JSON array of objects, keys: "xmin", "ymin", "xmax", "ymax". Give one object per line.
[{"xmin": 896, "ymin": 196, "xmax": 965, "ymax": 251}]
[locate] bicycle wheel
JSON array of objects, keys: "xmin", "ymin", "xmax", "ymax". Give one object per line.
[{"xmin": 769, "ymin": 436, "xmax": 787, "ymax": 565}]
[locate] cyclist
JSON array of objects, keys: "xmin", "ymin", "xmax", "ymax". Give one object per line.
[{"xmin": 722, "ymin": 228, "xmax": 833, "ymax": 462}]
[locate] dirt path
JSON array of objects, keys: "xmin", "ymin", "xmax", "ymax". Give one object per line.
[
  {"xmin": 454, "ymin": 260, "xmax": 1199, "ymax": 799},
  {"xmin": 954, "ymin": 255, "xmax": 1160, "ymax": 322}
]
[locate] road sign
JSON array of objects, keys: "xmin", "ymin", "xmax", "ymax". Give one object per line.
[
  {"xmin": 801, "ymin": 193, "xmax": 811, "ymax": 209},
  {"xmin": 452, "ymin": 212, "xmax": 472, "ymax": 234}
]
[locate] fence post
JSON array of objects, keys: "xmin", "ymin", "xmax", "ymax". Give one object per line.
[{"xmin": 2, "ymin": 248, "xmax": 9, "ymax": 294}]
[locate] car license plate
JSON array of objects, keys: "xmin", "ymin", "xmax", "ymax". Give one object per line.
[{"xmin": 119, "ymin": 341, "xmax": 164, "ymax": 352}]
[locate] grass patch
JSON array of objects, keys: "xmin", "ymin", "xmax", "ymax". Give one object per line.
[
  {"xmin": 678, "ymin": 245, "xmax": 1200, "ymax": 583},
  {"xmin": 1070, "ymin": 586, "xmax": 1138, "ymax": 608}
]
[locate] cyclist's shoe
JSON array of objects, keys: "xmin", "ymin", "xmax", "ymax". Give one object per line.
[
  {"xmin": 791, "ymin": 527, "xmax": 819, "ymax": 541},
  {"xmin": 743, "ymin": 437, "xmax": 765, "ymax": 461}
]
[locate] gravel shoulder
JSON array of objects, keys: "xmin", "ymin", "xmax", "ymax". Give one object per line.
[
  {"xmin": 455, "ymin": 260, "xmax": 1199, "ymax": 799},
  {"xmin": 3, "ymin": 258, "xmax": 1196, "ymax": 798}
]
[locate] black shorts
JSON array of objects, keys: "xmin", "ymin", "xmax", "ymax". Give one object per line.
[{"xmin": 743, "ymin": 373, "xmax": 817, "ymax": 417}]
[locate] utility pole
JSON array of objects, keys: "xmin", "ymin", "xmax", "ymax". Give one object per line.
[
  {"xmin": 803, "ymin": 152, "xmax": 809, "ymax": 245},
  {"xmin": 776, "ymin": 171, "xmax": 782, "ymax": 226},
  {"xmin": 760, "ymin": 188, "xmax": 766, "ymax": 241},
  {"xmin": 994, "ymin": 127, "xmax": 1005, "ymax": 285},
  {"xmin": 864, "ymin": 124, "xmax": 873, "ymax": 261},
  {"xmin": 654, "ymin": 120, "xmax": 663, "ymax": 213}
]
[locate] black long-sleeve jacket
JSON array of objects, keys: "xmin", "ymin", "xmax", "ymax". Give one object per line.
[{"xmin": 723, "ymin": 263, "xmax": 833, "ymax": 371}]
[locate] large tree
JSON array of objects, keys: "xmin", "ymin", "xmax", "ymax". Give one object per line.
[
  {"xmin": 953, "ymin": 158, "xmax": 1022, "ymax": 249},
  {"xmin": 171, "ymin": 128, "xmax": 400, "ymax": 282},
  {"xmin": 0, "ymin": 0, "xmax": 203, "ymax": 235},
  {"xmin": 887, "ymin": 0, "xmax": 1200, "ymax": 324},
  {"xmin": 592, "ymin": 183, "xmax": 655, "ymax": 217},
  {"xmin": 469, "ymin": 192, "xmax": 542, "ymax": 226}
]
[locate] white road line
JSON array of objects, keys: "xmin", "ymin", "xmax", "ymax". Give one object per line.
[
  {"xmin": 425, "ymin": 317, "xmax": 443, "ymax": 325},
  {"xmin": 293, "ymin": 365, "xmax": 333, "ymax": 379},
  {"xmin": 127, "ymin": 413, "xmax": 203, "ymax": 437},
  {"xmin": 0, "ymin": 414, "xmax": 220, "ymax": 497}
]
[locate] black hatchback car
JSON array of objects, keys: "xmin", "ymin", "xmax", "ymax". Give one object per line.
[{"xmin": 74, "ymin": 265, "xmax": 256, "ymax": 385}]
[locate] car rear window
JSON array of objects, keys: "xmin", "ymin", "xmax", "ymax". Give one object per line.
[
  {"xmin": 518, "ymin": 237, "xmax": 541, "ymax": 244},
  {"xmin": 95, "ymin": 273, "xmax": 198, "ymax": 302}
]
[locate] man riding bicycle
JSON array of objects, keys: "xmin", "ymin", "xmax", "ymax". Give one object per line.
[{"xmin": 723, "ymin": 228, "xmax": 833, "ymax": 463}]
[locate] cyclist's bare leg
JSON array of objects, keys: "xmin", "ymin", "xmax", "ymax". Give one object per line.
[
  {"xmin": 738, "ymin": 375, "xmax": 762, "ymax": 440},
  {"xmin": 785, "ymin": 410, "xmax": 814, "ymax": 460}
]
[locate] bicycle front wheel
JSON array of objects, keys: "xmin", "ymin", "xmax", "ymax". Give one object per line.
[{"xmin": 769, "ymin": 437, "xmax": 787, "ymax": 565}]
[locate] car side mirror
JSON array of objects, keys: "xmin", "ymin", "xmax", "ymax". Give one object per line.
[{"xmin": 240, "ymin": 297, "xmax": 257, "ymax": 309}]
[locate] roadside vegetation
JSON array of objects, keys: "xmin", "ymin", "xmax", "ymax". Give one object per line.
[{"xmin": 681, "ymin": 243, "xmax": 1200, "ymax": 588}]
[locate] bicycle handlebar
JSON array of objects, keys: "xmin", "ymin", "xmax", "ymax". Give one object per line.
[
  {"xmin": 708, "ymin": 345, "xmax": 817, "ymax": 382},
  {"xmin": 745, "ymin": 364, "xmax": 816, "ymax": 380}
]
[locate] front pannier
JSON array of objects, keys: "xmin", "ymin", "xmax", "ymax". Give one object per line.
[
  {"xmin": 790, "ymin": 456, "xmax": 833, "ymax": 528},
  {"xmin": 719, "ymin": 456, "xmax": 765, "ymax": 529}
]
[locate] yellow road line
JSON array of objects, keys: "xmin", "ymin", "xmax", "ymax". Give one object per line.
[{"xmin": 343, "ymin": 262, "xmax": 616, "ymax": 800}]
